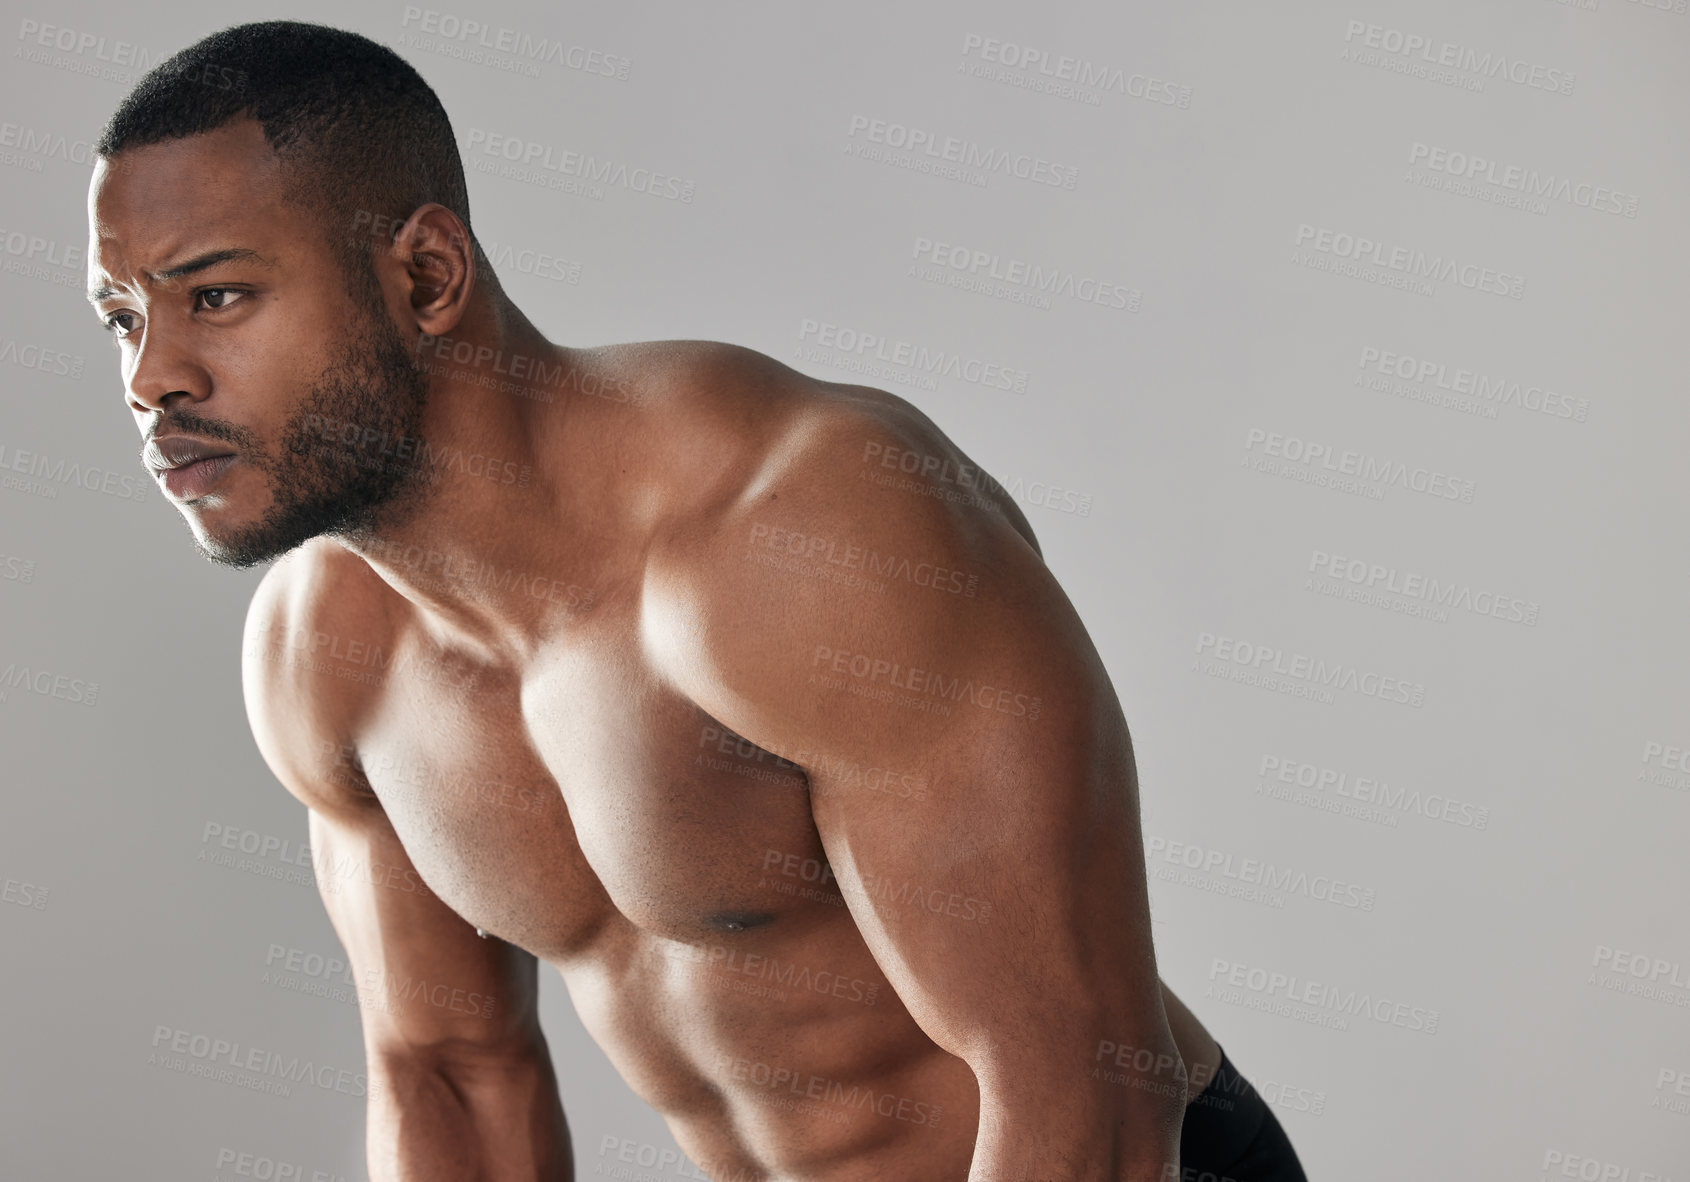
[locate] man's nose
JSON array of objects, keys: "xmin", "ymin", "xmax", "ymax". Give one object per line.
[{"xmin": 124, "ymin": 325, "xmax": 210, "ymax": 413}]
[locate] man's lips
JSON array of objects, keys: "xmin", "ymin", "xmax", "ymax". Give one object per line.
[
  {"xmin": 159, "ymin": 454, "xmax": 239, "ymax": 501},
  {"xmin": 144, "ymin": 434, "xmax": 238, "ymax": 472},
  {"xmin": 144, "ymin": 435, "xmax": 241, "ymax": 501}
]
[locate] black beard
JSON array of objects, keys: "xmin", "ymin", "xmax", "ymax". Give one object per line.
[{"xmin": 169, "ymin": 306, "xmax": 435, "ymax": 569}]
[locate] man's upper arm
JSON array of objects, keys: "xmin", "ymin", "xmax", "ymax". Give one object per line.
[
  {"xmin": 240, "ymin": 556, "xmax": 543, "ymax": 1070},
  {"xmin": 642, "ymin": 413, "xmax": 1178, "ymax": 1105}
]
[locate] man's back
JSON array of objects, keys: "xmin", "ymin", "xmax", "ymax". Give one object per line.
[{"xmin": 243, "ymin": 339, "xmax": 1219, "ymax": 1180}]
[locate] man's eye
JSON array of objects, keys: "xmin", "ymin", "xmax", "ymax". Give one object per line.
[
  {"xmin": 103, "ymin": 311, "xmax": 139, "ymax": 337},
  {"xmin": 196, "ymin": 288, "xmax": 243, "ymax": 311}
]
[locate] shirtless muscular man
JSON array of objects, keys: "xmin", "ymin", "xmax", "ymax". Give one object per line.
[{"xmin": 84, "ymin": 21, "xmax": 1307, "ymax": 1182}]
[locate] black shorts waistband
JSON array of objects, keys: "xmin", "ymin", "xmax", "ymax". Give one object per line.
[{"xmin": 1179, "ymin": 1045, "xmax": 1269, "ymax": 1165}]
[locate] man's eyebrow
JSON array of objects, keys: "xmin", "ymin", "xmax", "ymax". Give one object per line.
[
  {"xmin": 152, "ymin": 247, "xmax": 271, "ymax": 283},
  {"xmin": 86, "ymin": 247, "xmax": 273, "ymax": 305}
]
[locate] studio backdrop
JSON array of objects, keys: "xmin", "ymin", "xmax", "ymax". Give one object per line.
[{"xmin": 1, "ymin": 1, "xmax": 1684, "ymax": 1179}]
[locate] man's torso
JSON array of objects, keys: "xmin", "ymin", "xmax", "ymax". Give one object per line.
[{"xmin": 248, "ymin": 341, "xmax": 1220, "ymax": 1181}]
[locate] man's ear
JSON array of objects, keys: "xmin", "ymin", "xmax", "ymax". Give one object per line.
[{"xmin": 382, "ymin": 202, "xmax": 476, "ymax": 339}]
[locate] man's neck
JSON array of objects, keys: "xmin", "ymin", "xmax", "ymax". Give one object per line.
[{"xmin": 336, "ymin": 300, "xmax": 613, "ymax": 660}]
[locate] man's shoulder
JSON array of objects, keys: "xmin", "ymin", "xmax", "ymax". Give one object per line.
[
  {"xmin": 638, "ymin": 342, "xmax": 1042, "ymax": 689},
  {"xmin": 240, "ymin": 540, "xmax": 399, "ymax": 805},
  {"xmin": 631, "ymin": 338, "xmax": 963, "ymax": 518},
  {"xmin": 615, "ymin": 337, "xmax": 923, "ymax": 440},
  {"xmin": 632, "ymin": 343, "xmax": 1071, "ymax": 777},
  {"xmin": 244, "ymin": 539, "xmax": 400, "ymax": 668},
  {"xmin": 653, "ymin": 337, "xmax": 1038, "ymax": 551}
]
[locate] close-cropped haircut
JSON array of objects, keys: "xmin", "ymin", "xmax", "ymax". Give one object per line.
[{"xmin": 95, "ymin": 20, "xmax": 486, "ymax": 294}]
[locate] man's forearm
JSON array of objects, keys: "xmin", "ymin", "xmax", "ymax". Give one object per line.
[
  {"xmin": 969, "ymin": 1035, "xmax": 1188, "ymax": 1182},
  {"xmin": 969, "ymin": 1090, "xmax": 1186, "ymax": 1182},
  {"xmin": 369, "ymin": 1041, "xmax": 573, "ymax": 1181}
]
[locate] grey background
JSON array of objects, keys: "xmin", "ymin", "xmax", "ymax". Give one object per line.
[{"xmin": 1, "ymin": 0, "xmax": 1685, "ymax": 1178}]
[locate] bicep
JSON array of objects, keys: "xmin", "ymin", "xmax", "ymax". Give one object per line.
[
  {"xmin": 240, "ymin": 559, "xmax": 544, "ymax": 1067},
  {"xmin": 306, "ymin": 800, "xmax": 543, "ymax": 1069},
  {"xmin": 660, "ymin": 443, "xmax": 1159, "ymax": 1079},
  {"xmin": 797, "ymin": 555, "xmax": 1154, "ymax": 1073}
]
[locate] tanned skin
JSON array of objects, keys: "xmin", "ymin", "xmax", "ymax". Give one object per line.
[{"xmin": 87, "ymin": 118, "xmax": 1223, "ymax": 1182}]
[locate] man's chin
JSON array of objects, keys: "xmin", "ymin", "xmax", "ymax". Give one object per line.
[
  {"xmin": 189, "ymin": 529, "xmax": 309, "ymax": 570},
  {"xmin": 185, "ymin": 509, "xmax": 321, "ymax": 570},
  {"xmin": 182, "ymin": 481, "xmax": 417, "ymax": 570}
]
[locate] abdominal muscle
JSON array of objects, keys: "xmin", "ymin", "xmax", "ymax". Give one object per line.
[{"xmin": 546, "ymin": 918, "xmax": 1223, "ymax": 1182}]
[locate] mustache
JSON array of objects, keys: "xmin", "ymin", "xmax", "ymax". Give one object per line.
[{"xmin": 140, "ymin": 408, "xmax": 259, "ymax": 456}]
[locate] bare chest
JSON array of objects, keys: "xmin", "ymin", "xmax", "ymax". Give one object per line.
[{"xmin": 350, "ymin": 631, "xmax": 828, "ymax": 961}]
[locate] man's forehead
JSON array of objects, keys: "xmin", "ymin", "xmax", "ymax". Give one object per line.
[
  {"xmin": 90, "ymin": 119, "xmax": 281, "ymax": 219},
  {"xmin": 87, "ymin": 120, "xmax": 294, "ymax": 294}
]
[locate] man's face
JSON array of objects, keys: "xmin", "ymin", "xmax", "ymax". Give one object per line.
[{"xmin": 87, "ymin": 118, "xmax": 432, "ymax": 568}]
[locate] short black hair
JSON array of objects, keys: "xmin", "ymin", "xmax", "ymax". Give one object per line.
[{"xmin": 96, "ymin": 20, "xmax": 485, "ymax": 290}]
